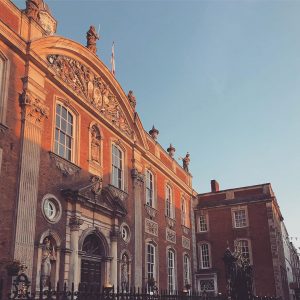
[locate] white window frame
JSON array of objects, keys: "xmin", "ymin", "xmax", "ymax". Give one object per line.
[
  {"xmin": 165, "ymin": 185, "xmax": 174, "ymax": 219},
  {"xmin": 167, "ymin": 248, "xmax": 176, "ymax": 293},
  {"xmin": 111, "ymin": 143, "xmax": 124, "ymax": 190},
  {"xmin": 183, "ymin": 254, "xmax": 191, "ymax": 286},
  {"xmin": 199, "ymin": 242, "xmax": 212, "ymax": 269},
  {"xmin": 145, "ymin": 241, "xmax": 158, "ymax": 291},
  {"xmin": 234, "ymin": 238, "xmax": 253, "ymax": 264},
  {"xmin": 197, "ymin": 273, "xmax": 218, "ymax": 295},
  {"xmin": 146, "ymin": 170, "xmax": 155, "ymax": 208},
  {"xmin": 232, "ymin": 206, "xmax": 249, "ymax": 228},
  {"xmin": 198, "ymin": 211, "xmax": 209, "ymax": 232},
  {"xmin": 54, "ymin": 102, "xmax": 76, "ymax": 162},
  {"xmin": 0, "ymin": 51, "xmax": 10, "ymax": 126}
]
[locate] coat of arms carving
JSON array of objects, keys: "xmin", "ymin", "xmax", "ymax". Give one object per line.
[{"xmin": 47, "ymin": 55, "xmax": 133, "ymax": 137}]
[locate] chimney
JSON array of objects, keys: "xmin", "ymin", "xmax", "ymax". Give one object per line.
[{"xmin": 211, "ymin": 180, "xmax": 220, "ymax": 192}]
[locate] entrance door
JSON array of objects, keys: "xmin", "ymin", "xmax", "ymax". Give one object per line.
[{"xmin": 81, "ymin": 259, "xmax": 101, "ymax": 285}]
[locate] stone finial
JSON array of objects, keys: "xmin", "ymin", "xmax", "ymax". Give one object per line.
[
  {"xmin": 86, "ymin": 25, "xmax": 100, "ymax": 55},
  {"xmin": 167, "ymin": 144, "xmax": 176, "ymax": 158},
  {"xmin": 182, "ymin": 152, "xmax": 190, "ymax": 173},
  {"xmin": 127, "ymin": 90, "xmax": 136, "ymax": 109},
  {"xmin": 149, "ymin": 125, "xmax": 159, "ymax": 141}
]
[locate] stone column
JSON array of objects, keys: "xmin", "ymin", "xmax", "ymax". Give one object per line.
[
  {"xmin": 131, "ymin": 168, "xmax": 144, "ymax": 288},
  {"xmin": 13, "ymin": 90, "xmax": 49, "ymax": 279},
  {"xmin": 110, "ymin": 225, "xmax": 119, "ymax": 289},
  {"xmin": 69, "ymin": 216, "xmax": 83, "ymax": 290}
]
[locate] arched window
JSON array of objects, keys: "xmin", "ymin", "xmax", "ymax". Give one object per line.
[
  {"xmin": 90, "ymin": 124, "xmax": 101, "ymax": 163},
  {"xmin": 146, "ymin": 243, "xmax": 156, "ymax": 283},
  {"xmin": 167, "ymin": 248, "xmax": 176, "ymax": 293},
  {"xmin": 183, "ymin": 254, "xmax": 191, "ymax": 286},
  {"xmin": 146, "ymin": 170, "xmax": 154, "ymax": 207},
  {"xmin": 112, "ymin": 144, "xmax": 123, "ymax": 189},
  {"xmin": 165, "ymin": 185, "xmax": 174, "ymax": 218},
  {"xmin": 54, "ymin": 103, "xmax": 74, "ymax": 161},
  {"xmin": 181, "ymin": 198, "xmax": 187, "ymax": 226},
  {"xmin": 199, "ymin": 243, "xmax": 211, "ymax": 269}
]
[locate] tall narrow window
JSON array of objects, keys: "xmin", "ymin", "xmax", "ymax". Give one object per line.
[
  {"xmin": 112, "ymin": 144, "xmax": 123, "ymax": 189},
  {"xmin": 181, "ymin": 198, "xmax": 187, "ymax": 226},
  {"xmin": 167, "ymin": 249, "xmax": 176, "ymax": 293},
  {"xmin": 166, "ymin": 186, "xmax": 173, "ymax": 218},
  {"xmin": 147, "ymin": 243, "xmax": 156, "ymax": 291},
  {"xmin": 199, "ymin": 243, "xmax": 211, "ymax": 269},
  {"xmin": 235, "ymin": 239, "xmax": 251, "ymax": 263},
  {"xmin": 0, "ymin": 53, "xmax": 9, "ymax": 125},
  {"xmin": 183, "ymin": 255, "xmax": 191, "ymax": 286},
  {"xmin": 146, "ymin": 170, "xmax": 154, "ymax": 207},
  {"xmin": 233, "ymin": 208, "xmax": 248, "ymax": 228},
  {"xmin": 55, "ymin": 104, "xmax": 74, "ymax": 161},
  {"xmin": 199, "ymin": 213, "xmax": 208, "ymax": 232}
]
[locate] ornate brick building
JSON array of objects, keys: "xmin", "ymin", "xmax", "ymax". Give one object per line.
[
  {"xmin": 0, "ymin": 0, "xmax": 194, "ymax": 292},
  {"xmin": 194, "ymin": 180, "xmax": 289, "ymax": 298}
]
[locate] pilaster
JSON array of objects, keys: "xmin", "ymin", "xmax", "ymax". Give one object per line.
[
  {"xmin": 131, "ymin": 168, "xmax": 144, "ymax": 287},
  {"xmin": 110, "ymin": 225, "xmax": 119, "ymax": 289},
  {"xmin": 13, "ymin": 89, "xmax": 49, "ymax": 280}
]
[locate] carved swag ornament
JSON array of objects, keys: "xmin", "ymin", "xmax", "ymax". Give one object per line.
[{"xmin": 47, "ymin": 55, "xmax": 133, "ymax": 137}]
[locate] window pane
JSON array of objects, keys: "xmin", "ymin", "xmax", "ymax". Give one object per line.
[
  {"xmin": 59, "ymin": 144, "xmax": 65, "ymax": 158},
  {"xmin": 60, "ymin": 131, "xmax": 65, "ymax": 145},
  {"xmin": 62, "ymin": 106, "xmax": 67, "ymax": 120},
  {"xmin": 61, "ymin": 119, "xmax": 67, "ymax": 132}
]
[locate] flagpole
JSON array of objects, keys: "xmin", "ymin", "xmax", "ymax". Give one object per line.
[{"xmin": 111, "ymin": 41, "xmax": 115, "ymax": 76}]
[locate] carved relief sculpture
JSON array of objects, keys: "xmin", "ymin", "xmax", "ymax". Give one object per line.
[
  {"xmin": 91, "ymin": 125, "xmax": 101, "ymax": 163},
  {"xmin": 41, "ymin": 237, "xmax": 56, "ymax": 288},
  {"xmin": 127, "ymin": 90, "xmax": 136, "ymax": 109},
  {"xmin": 86, "ymin": 25, "xmax": 99, "ymax": 55},
  {"xmin": 47, "ymin": 55, "xmax": 133, "ymax": 137}
]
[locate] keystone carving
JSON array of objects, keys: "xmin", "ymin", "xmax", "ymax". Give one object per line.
[
  {"xmin": 47, "ymin": 55, "xmax": 133, "ymax": 137},
  {"xmin": 19, "ymin": 90, "xmax": 49, "ymax": 126},
  {"xmin": 131, "ymin": 168, "xmax": 144, "ymax": 187}
]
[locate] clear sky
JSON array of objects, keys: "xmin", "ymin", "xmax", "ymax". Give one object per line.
[{"xmin": 13, "ymin": 0, "xmax": 300, "ymax": 246}]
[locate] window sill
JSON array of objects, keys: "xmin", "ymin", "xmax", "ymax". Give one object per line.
[
  {"xmin": 165, "ymin": 216, "xmax": 176, "ymax": 229},
  {"xmin": 49, "ymin": 151, "xmax": 81, "ymax": 176}
]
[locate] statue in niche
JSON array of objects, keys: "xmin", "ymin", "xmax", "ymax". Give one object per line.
[
  {"xmin": 41, "ymin": 237, "xmax": 56, "ymax": 288},
  {"xmin": 91, "ymin": 125, "xmax": 101, "ymax": 163},
  {"xmin": 25, "ymin": 0, "xmax": 41, "ymax": 21},
  {"xmin": 120, "ymin": 254, "xmax": 129, "ymax": 291},
  {"xmin": 127, "ymin": 90, "xmax": 136, "ymax": 109},
  {"xmin": 182, "ymin": 152, "xmax": 190, "ymax": 173},
  {"xmin": 86, "ymin": 25, "xmax": 99, "ymax": 55}
]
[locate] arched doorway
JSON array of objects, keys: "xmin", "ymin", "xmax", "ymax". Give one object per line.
[{"xmin": 80, "ymin": 233, "xmax": 105, "ymax": 286}]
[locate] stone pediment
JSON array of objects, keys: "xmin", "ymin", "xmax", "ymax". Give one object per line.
[
  {"xmin": 62, "ymin": 177, "xmax": 127, "ymax": 217},
  {"xmin": 47, "ymin": 54, "xmax": 133, "ymax": 138}
]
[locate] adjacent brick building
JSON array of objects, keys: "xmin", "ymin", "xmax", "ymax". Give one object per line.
[
  {"xmin": 0, "ymin": 0, "xmax": 194, "ymax": 293},
  {"xmin": 194, "ymin": 180, "xmax": 289, "ymax": 298}
]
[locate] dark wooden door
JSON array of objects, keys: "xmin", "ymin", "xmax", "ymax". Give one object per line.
[{"xmin": 81, "ymin": 259, "xmax": 101, "ymax": 285}]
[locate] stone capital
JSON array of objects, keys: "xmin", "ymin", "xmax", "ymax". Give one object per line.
[
  {"xmin": 69, "ymin": 216, "xmax": 83, "ymax": 231},
  {"xmin": 131, "ymin": 168, "xmax": 144, "ymax": 186},
  {"xmin": 19, "ymin": 90, "xmax": 49, "ymax": 126}
]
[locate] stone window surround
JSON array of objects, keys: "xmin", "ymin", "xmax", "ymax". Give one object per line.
[
  {"xmin": 166, "ymin": 246, "xmax": 177, "ymax": 293},
  {"xmin": 110, "ymin": 139, "xmax": 127, "ymax": 192},
  {"xmin": 52, "ymin": 98, "xmax": 80, "ymax": 165},
  {"xmin": 234, "ymin": 238, "xmax": 253, "ymax": 265},
  {"xmin": 165, "ymin": 184, "xmax": 175, "ymax": 219},
  {"xmin": 198, "ymin": 211, "xmax": 209, "ymax": 233},
  {"xmin": 145, "ymin": 239, "xmax": 159, "ymax": 289},
  {"xmin": 145, "ymin": 169, "xmax": 156, "ymax": 209},
  {"xmin": 120, "ymin": 222, "xmax": 131, "ymax": 243},
  {"xmin": 41, "ymin": 193, "xmax": 62, "ymax": 224},
  {"xmin": 196, "ymin": 273, "xmax": 218, "ymax": 295},
  {"xmin": 231, "ymin": 205, "xmax": 249, "ymax": 229},
  {"xmin": 198, "ymin": 241, "xmax": 212, "ymax": 270},
  {"xmin": 183, "ymin": 252, "xmax": 191, "ymax": 287}
]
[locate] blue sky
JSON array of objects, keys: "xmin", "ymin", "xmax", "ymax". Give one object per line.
[{"xmin": 14, "ymin": 0, "xmax": 300, "ymax": 245}]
